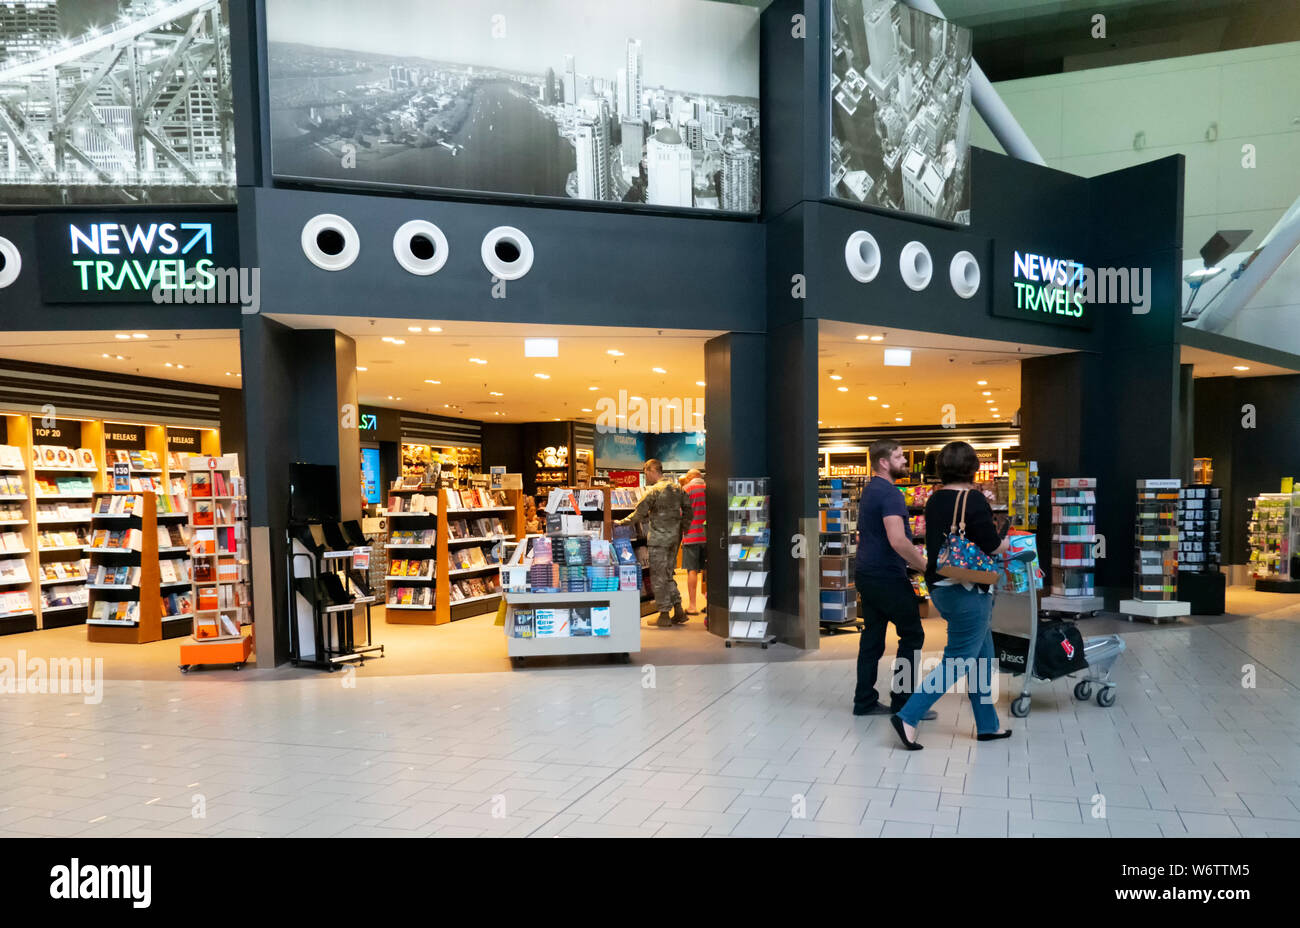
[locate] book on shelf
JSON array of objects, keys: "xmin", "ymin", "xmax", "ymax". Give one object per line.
[
  {"xmin": 0, "ymin": 446, "xmax": 23, "ymax": 469},
  {"xmin": 0, "ymin": 559, "xmax": 31, "ymax": 585},
  {"xmin": 0, "ymin": 474, "xmax": 27, "ymax": 495},
  {"xmin": 191, "ymin": 472, "xmax": 211, "ymax": 498}
]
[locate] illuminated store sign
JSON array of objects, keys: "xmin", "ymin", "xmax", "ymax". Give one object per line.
[
  {"xmin": 991, "ymin": 246, "xmax": 1094, "ymax": 329},
  {"xmin": 36, "ymin": 213, "xmax": 238, "ymax": 304}
]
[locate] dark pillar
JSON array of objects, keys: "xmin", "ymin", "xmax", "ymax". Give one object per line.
[
  {"xmin": 704, "ymin": 332, "xmax": 768, "ymax": 639},
  {"xmin": 241, "ymin": 318, "xmax": 360, "ymax": 666}
]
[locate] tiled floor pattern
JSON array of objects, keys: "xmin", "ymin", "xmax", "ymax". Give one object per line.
[{"xmin": 2, "ymin": 608, "xmax": 1299, "ymax": 837}]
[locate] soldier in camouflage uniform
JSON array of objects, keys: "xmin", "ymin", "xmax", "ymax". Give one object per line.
[{"xmin": 616, "ymin": 458, "xmax": 694, "ymax": 627}]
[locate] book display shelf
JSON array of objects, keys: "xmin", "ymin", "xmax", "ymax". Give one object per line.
[
  {"xmin": 500, "ymin": 486, "xmax": 643, "ymax": 666},
  {"xmin": 0, "ymin": 413, "xmax": 221, "ymax": 637},
  {"xmin": 85, "ymin": 489, "xmax": 162, "ymax": 643},
  {"xmin": 1042, "ymin": 477, "xmax": 1104, "ymax": 615},
  {"xmin": 383, "ymin": 482, "xmax": 523, "ymax": 626},
  {"xmin": 180, "ymin": 455, "xmax": 253, "ymax": 670},
  {"xmin": 549, "ymin": 485, "xmax": 657, "ymax": 617},
  {"xmin": 1120, "ymin": 479, "xmax": 1190, "ymax": 624},
  {"xmin": 726, "ymin": 477, "xmax": 774, "ymax": 648},
  {"xmin": 818, "ymin": 476, "xmax": 861, "ymax": 633}
]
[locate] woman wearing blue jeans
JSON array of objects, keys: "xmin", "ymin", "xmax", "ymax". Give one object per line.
[{"xmin": 890, "ymin": 441, "xmax": 1011, "ymax": 751}]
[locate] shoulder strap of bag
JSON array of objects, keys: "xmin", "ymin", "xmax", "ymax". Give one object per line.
[{"xmin": 947, "ymin": 489, "xmax": 971, "ymax": 538}]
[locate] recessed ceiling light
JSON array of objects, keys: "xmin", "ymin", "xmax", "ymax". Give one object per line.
[
  {"xmin": 408, "ymin": 326, "xmax": 422, "ymax": 333},
  {"xmin": 115, "ymin": 333, "xmax": 131, "ymax": 340},
  {"xmin": 381, "ymin": 336, "xmax": 406, "ymax": 345},
  {"xmin": 977, "ymin": 380, "xmax": 988, "ymax": 386},
  {"xmin": 607, "ymin": 349, "xmax": 624, "ymax": 357},
  {"xmin": 895, "ymin": 417, "xmax": 903, "ymax": 422},
  {"xmin": 225, "ymin": 371, "xmax": 235, "ymax": 377},
  {"xmin": 581, "ymin": 408, "xmax": 592, "ymax": 413},
  {"xmin": 855, "ymin": 335, "xmax": 870, "ymax": 341},
  {"xmin": 985, "ymin": 399, "xmax": 994, "ymax": 404},
  {"xmin": 629, "ymin": 396, "xmax": 643, "ymax": 402},
  {"xmin": 982, "ymin": 391, "xmax": 992, "ymax": 396},
  {"xmin": 829, "ymin": 374, "xmax": 843, "ymax": 381},
  {"xmin": 356, "ymin": 366, "xmax": 367, "ymax": 372},
  {"xmin": 990, "ymin": 408, "xmax": 999, "ymax": 413},
  {"xmin": 867, "ymin": 395, "xmax": 878, "ymax": 401},
  {"xmin": 469, "ymin": 357, "xmax": 487, "ymax": 364},
  {"xmin": 652, "ymin": 367, "xmax": 666, "ymax": 374},
  {"xmin": 1233, "ymin": 365, "xmax": 1249, "ymax": 371},
  {"xmin": 696, "ymin": 381, "xmax": 706, "ymax": 387},
  {"xmin": 428, "ymin": 326, "xmax": 442, "ymax": 333},
  {"xmin": 881, "ymin": 403, "xmax": 890, "ymax": 408},
  {"xmin": 490, "ymin": 391, "xmax": 503, "ymax": 397},
  {"xmin": 132, "ymin": 333, "xmax": 148, "ymax": 339},
  {"xmin": 870, "ymin": 335, "xmax": 885, "ymax": 342},
  {"xmin": 837, "ymin": 386, "xmax": 848, "ymax": 392},
  {"xmin": 424, "ymin": 379, "xmax": 440, "ymax": 385},
  {"xmin": 388, "ymin": 395, "xmax": 403, "ymax": 401},
  {"xmin": 526, "ymin": 338, "xmax": 559, "ymax": 357},
  {"xmin": 534, "ymin": 373, "xmax": 550, "ymax": 380},
  {"xmin": 588, "ymin": 386, "xmax": 599, "ymax": 391}
]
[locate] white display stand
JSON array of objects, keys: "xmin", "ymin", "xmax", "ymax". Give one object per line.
[
  {"xmin": 503, "ymin": 590, "xmax": 640, "ymax": 665},
  {"xmin": 1119, "ymin": 598, "xmax": 1190, "ymax": 623}
]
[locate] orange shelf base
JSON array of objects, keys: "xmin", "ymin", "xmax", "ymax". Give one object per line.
[{"xmin": 179, "ymin": 631, "xmax": 253, "ymax": 668}]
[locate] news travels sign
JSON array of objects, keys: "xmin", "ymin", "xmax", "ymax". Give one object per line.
[
  {"xmin": 991, "ymin": 247, "xmax": 1094, "ymax": 330},
  {"xmin": 36, "ymin": 212, "xmax": 238, "ymax": 304}
]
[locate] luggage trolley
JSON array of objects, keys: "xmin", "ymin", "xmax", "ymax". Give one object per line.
[{"xmin": 990, "ymin": 550, "xmax": 1126, "ymax": 717}]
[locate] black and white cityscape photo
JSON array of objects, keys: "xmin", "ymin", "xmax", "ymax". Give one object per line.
[
  {"xmin": 829, "ymin": 0, "xmax": 972, "ymax": 224},
  {"xmin": 0, "ymin": 0, "xmax": 236, "ymax": 205},
  {"xmin": 265, "ymin": 0, "xmax": 761, "ymax": 213}
]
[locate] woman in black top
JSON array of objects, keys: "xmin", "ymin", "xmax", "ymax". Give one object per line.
[{"xmin": 889, "ymin": 442, "xmax": 1011, "ymax": 751}]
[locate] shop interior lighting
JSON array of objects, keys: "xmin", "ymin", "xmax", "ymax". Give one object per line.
[
  {"xmin": 1233, "ymin": 365, "xmax": 1249, "ymax": 371},
  {"xmin": 696, "ymin": 381, "xmax": 706, "ymax": 387},
  {"xmin": 870, "ymin": 335, "xmax": 885, "ymax": 342},
  {"xmin": 883, "ymin": 348, "xmax": 911, "ymax": 367},
  {"xmin": 652, "ymin": 367, "xmax": 667, "ymax": 374},
  {"xmin": 381, "ymin": 336, "xmax": 406, "ymax": 345},
  {"xmin": 985, "ymin": 399, "xmax": 994, "ymax": 404},
  {"xmin": 424, "ymin": 380, "xmax": 440, "ymax": 385},
  {"xmin": 525, "ymin": 338, "xmax": 559, "ymax": 358},
  {"xmin": 581, "ymin": 408, "xmax": 592, "ymax": 413},
  {"xmin": 867, "ymin": 395, "xmax": 878, "ymax": 401},
  {"xmin": 356, "ymin": 366, "xmax": 367, "ymax": 371},
  {"xmin": 114, "ymin": 333, "xmax": 131, "ymax": 340},
  {"xmin": 837, "ymin": 386, "xmax": 848, "ymax": 392},
  {"xmin": 534, "ymin": 373, "xmax": 550, "ymax": 380},
  {"xmin": 881, "ymin": 403, "xmax": 890, "ymax": 409},
  {"xmin": 982, "ymin": 391, "xmax": 992, "ymax": 396},
  {"xmin": 408, "ymin": 326, "xmax": 423, "ymax": 333},
  {"xmin": 469, "ymin": 357, "xmax": 487, "ymax": 364},
  {"xmin": 829, "ymin": 374, "xmax": 843, "ymax": 381},
  {"xmin": 490, "ymin": 391, "xmax": 503, "ymax": 396},
  {"xmin": 606, "ymin": 349, "xmax": 624, "ymax": 357},
  {"xmin": 588, "ymin": 386, "xmax": 599, "ymax": 391}
]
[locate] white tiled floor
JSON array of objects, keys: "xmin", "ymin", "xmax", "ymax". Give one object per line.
[{"xmin": 2, "ymin": 599, "xmax": 1299, "ymax": 837}]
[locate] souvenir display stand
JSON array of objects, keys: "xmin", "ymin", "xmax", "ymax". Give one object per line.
[{"xmin": 1119, "ymin": 478, "xmax": 1190, "ymax": 624}]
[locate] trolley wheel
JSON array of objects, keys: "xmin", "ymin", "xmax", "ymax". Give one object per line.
[
  {"xmin": 233, "ymin": 663, "xmax": 242, "ymax": 671},
  {"xmin": 1096, "ymin": 686, "xmax": 1116, "ymax": 708},
  {"xmin": 1073, "ymin": 681, "xmax": 1092, "ymax": 701},
  {"xmin": 179, "ymin": 665, "xmax": 190, "ymax": 674},
  {"xmin": 511, "ymin": 656, "xmax": 524, "ymax": 667},
  {"xmin": 621, "ymin": 652, "xmax": 631, "ymax": 664},
  {"xmin": 761, "ymin": 643, "xmax": 768, "ymax": 649},
  {"xmin": 1010, "ymin": 696, "xmax": 1031, "ymax": 718},
  {"xmin": 725, "ymin": 641, "xmax": 732, "ymax": 648}
]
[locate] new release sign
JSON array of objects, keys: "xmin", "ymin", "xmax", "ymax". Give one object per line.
[{"xmin": 36, "ymin": 212, "xmax": 238, "ymax": 303}]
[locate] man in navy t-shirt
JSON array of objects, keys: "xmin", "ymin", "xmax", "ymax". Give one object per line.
[{"xmin": 853, "ymin": 439, "xmax": 933, "ymax": 717}]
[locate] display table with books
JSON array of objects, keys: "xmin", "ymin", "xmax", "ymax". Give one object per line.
[{"xmin": 499, "ymin": 511, "xmax": 643, "ymax": 665}]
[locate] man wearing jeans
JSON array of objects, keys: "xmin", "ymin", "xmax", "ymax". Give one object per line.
[{"xmin": 853, "ymin": 439, "xmax": 934, "ymax": 718}]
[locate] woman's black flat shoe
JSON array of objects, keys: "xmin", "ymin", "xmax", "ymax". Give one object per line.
[
  {"xmin": 889, "ymin": 714, "xmax": 923, "ymax": 751},
  {"xmin": 977, "ymin": 730, "xmax": 1013, "ymax": 741}
]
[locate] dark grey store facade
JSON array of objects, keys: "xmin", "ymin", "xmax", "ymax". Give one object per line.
[{"xmin": 1, "ymin": 0, "xmax": 1299, "ymax": 667}]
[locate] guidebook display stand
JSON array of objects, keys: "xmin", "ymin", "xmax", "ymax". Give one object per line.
[
  {"xmin": 180, "ymin": 456, "xmax": 253, "ymax": 670},
  {"xmin": 85, "ymin": 489, "xmax": 162, "ymax": 644},
  {"xmin": 287, "ymin": 516, "xmax": 383, "ymax": 672},
  {"xmin": 1041, "ymin": 477, "xmax": 1104, "ymax": 616},
  {"xmin": 726, "ymin": 477, "xmax": 775, "ymax": 648},
  {"xmin": 818, "ymin": 476, "xmax": 861, "ymax": 634},
  {"xmin": 1119, "ymin": 478, "xmax": 1190, "ymax": 624}
]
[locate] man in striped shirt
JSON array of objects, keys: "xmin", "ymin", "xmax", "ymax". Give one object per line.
[{"xmin": 681, "ymin": 469, "xmax": 707, "ymax": 616}]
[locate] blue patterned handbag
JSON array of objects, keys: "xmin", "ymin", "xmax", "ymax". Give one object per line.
[{"xmin": 936, "ymin": 489, "xmax": 1001, "ymax": 584}]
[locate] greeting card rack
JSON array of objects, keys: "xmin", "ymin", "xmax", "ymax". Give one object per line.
[{"xmin": 726, "ymin": 477, "xmax": 774, "ymax": 648}]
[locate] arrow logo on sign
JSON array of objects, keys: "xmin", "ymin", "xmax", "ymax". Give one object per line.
[{"xmin": 180, "ymin": 223, "xmax": 214, "ymax": 255}]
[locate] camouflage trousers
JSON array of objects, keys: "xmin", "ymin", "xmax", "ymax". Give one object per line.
[{"xmin": 648, "ymin": 544, "xmax": 682, "ymax": 614}]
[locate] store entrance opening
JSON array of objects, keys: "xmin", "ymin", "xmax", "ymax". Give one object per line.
[
  {"xmin": 262, "ymin": 315, "xmax": 731, "ymax": 674},
  {"xmin": 815, "ymin": 321, "xmax": 1073, "ymax": 638}
]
